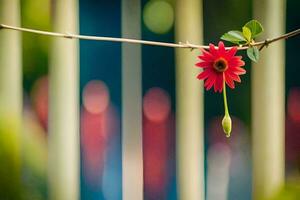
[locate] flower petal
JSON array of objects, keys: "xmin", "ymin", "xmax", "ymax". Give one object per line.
[
  {"xmin": 229, "ymin": 56, "xmax": 245, "ymax": 67},
  {"xmin": 225, "ymin": 47, "xmax": 237, "ymax": 59},
  {"xmin": 196, "ymin": 61, "xmax": 212, "ymax": 68},
  {"xmin": 197, "ymin": 69, "xmax": 212, "ymax": 80},
  {"xmin": 218, "ymin": 41, "xmax": 226, "ymax": 55},
  {"xmin": 231, "ymin": 67, "xmax": 246, "ymax": 75},
  {"xmin": 226, "ymin": 71, "xmax": 241, "ymax": 82},
  {"xmin": 225, "ymin": 73, "xmax": 235, "ymax": 89},
  {"xmin": 204, "ymin": 73, "xmax": 217, "ymax": 90},
  {"xmin": 209, "ymin": 43, "xmax": 218, "ymax": 57},
  {"xmin": 198, "ymin": 49, "xmax": 214, "ymax": 61},
  {"xmin": 214, "ymin": 74, "xmax": 223, "ymax": 93}
]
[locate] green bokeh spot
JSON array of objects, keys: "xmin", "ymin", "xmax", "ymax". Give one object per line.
[{"xmin": 143, "ymin": 0, "xmax": 174, "ymax": 34}]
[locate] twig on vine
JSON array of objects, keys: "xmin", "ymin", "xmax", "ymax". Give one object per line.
[
  {"xmin": 258, "ymin": 29, "xmax": 300, "ymax": 51},
  {"xmin": 258, "ymin": 39, "xmax": 270, "ymax": 51},
  {"xmin": 0, "ymin": 23, "xmax": 299, "ymax": 51}
]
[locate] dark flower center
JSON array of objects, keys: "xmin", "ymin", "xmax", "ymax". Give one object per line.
[{"xmin": 213, "ymin": 58, "xmax": 228, "ymax": 72}]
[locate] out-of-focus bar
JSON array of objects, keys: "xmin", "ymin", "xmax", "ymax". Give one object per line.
[
  {"xmin": 121, "ymin": 0, "xmax": 143, "ymax": 200},
  {"xmin": 175, "ymin": 0, "xmax": 205, "ymax": 199},
  {"xmin": 252, "ymin": 0, "xmax": 286, "ymax": 199},
  {"xmin": 48, "ymin": 0, "xmax": 80, "ymax": 199},
  {"xmin": 0, "ymin": 0, "xmax": 22, "ymax": 198}
]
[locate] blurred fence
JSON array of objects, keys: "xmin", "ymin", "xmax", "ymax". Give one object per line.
[
  {"xmin": 0, "ymin": 0, "xmax": 286, "ymax": 200},
  {"xmin": 252, "ymin": 0, "xmax": 285, "ymax": 199},
  {"xmin": 0, "ymin": 0, "xmax": 22, "ymax": 199}
]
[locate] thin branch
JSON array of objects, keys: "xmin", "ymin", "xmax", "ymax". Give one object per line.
[
  {"xmin": 0, "ymin": 24, "xmax": 208, "ymax": 49},
  {"xmin": 258, "ymin": 29, "xmax": 300, "ymax": 51},
  {"xmin": 0, "ymin": 23, "xmax": 299, "ymax": 51},
  {"xmin": 258, "ymin": 39, "xmax": 270, "ymax": 51}
]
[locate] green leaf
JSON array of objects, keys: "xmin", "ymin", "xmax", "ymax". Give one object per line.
[
  {"xmin": 244, "ymin": 20, "xmax": 264, "ymax": 38},
  {"xmin": 242, "ymin": 26, "xmax": 252, "ymax": 42},
  {"xmin": 221, "ymin": 34, "xmax": 240, "ymax": 44},
  {"xmin": 221, "ymin": 34, "xmax": 241, "ymax": 44},
  {"xmin": 221, "ymin": 31, "xmax": 246, "ymax": 44},
  {"xmin": 247, "ymin": 46, "xmax": 260, "ymax": 62}
]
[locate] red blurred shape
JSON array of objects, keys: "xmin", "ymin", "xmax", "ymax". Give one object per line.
[
  {"xmin": 143, "ymin": 87, "xmax": 171, "ymax": 122},
  {"xmin": 31, "ymin": 76, "xmax": 48, "ymax": 131},
  {"xmin": 81, "ymin": 108, "xmax": 108, "ymax": 187},
  {"xmin": 286, "ymin": 88, "xmax": 300, "ymax": 168},
  {"xmin": 81, "ymin": 80, "xmax": 116, "ymax": 188},
  {"xmin": 288, "ymin": 88, "xmax": 300, "ymax": 123},
  {"xmin": 143, "ymin": 87, "xmax": 173, "ymax": 199},
  {"xmin": 83, "ymin": 80, "xmax": 109, "ymax": 114}
]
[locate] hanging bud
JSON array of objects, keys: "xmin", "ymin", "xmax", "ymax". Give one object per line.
[{"xmin": 222, "ymin": 115, "xmax": 232, "ymax": 137}]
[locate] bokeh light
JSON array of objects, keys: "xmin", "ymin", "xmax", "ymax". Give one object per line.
[
  {"xmin": 31, "ymin": 76, "xmax": 48, "ymax": 130},
  {"xmin": 286, "ymin": 88, "xmax": 300, "ymax": 167},
  {"xmin": 143, "ymin": 0, "xmax": 174, "ymax": 34},
  {"xmin": 207, "ymin": 143, "xmax": 231, "ymax": 200},
  {"xmin": 143, "ymin": 87, "xmax": 171, "ymax": 122},
  {"xmin": 143, "ymin": 87, "xmax": 173, "ymax": 199},
  {"xmin": 83, "ymin": 80, "xmax": 110, "ymax": 114},
  {"xmin": 81, "ymin": 80, "xmax": 112, "ymax": 188},
  {"xmin": 287, "ymin": 87, "xmax": 300, "ymax": 123},
  {"xmin": 207, "ymin": 116, "xmax": 252, "ymax": 200}
]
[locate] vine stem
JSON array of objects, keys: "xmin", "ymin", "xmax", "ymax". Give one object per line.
[{"xmin": 0, "ymin": 23, "xmax": 299, "ymax": 51}]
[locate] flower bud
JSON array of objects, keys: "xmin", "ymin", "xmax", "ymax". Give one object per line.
[{"xmin": 222, "ymin": 115, "xmax": 232, "ymax": 137}]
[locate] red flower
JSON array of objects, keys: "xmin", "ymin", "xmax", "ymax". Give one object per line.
[{"xmin": 196, "ymin": 41, "xmax": 246, "ymax": 92}]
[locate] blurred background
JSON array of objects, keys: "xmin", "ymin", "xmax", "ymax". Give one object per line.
[{"xmin": 0, "ymin": 0, "xmax": 299, "ymax": 199}]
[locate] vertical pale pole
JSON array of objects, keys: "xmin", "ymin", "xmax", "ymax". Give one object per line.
[
  {"xmin": 175, "ymin": 0, "xmax": 204, "ymax": 200},
  {"xmin": 252, "ymin": 0, "xmax": 285, "ymax": 199},
  {"xmin": 0, "ymin": 0, "xmax": 22, "ymax": 198},
  {"xmin": 121, "ymin": 0, "xmax": 143, "ymax": 200},
  {"xmin": 0, "ymin": 1, "xmax": 22, "ymax": 113},
  {"xmin": 48, "ymin": 0, "xmax": 79, "ymax": 199}
]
